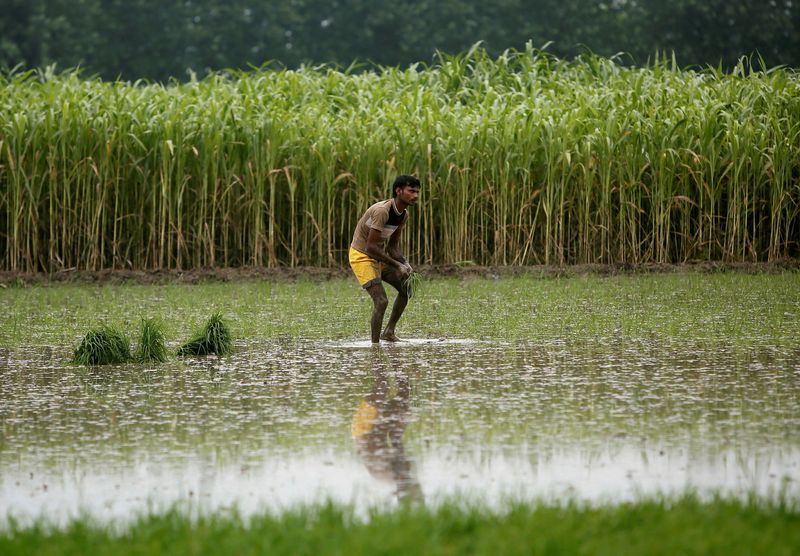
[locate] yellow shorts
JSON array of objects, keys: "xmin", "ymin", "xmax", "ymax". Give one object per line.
[
  {"xmin": 349, "ymin": 247, "xmax": 384, "ymax": 289},
  {"xmin": 351, "ymin": 399, "xmax": 378, "ymax": 439}
]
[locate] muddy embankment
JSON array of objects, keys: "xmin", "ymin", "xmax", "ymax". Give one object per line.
[{"xmin": 1, "ymin": 260, "xmax": 798, "ymax": 287}]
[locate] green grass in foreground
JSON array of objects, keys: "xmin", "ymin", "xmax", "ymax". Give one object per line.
[{"xmin": 1, "ymin": 497, "xmax": 798, "ymax": 556}]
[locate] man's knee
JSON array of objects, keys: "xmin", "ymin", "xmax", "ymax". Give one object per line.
[
  {"xmin": 368, "ymin": 286, "xmax": 389, "ymax": 312},
  {"xmin": 397, "ymin": 279, "xmax": 412, "ymax": 300},
  {"xmin": 381, "ymin": 271, "xmax": 408, "ymax": 298},
  {"xmin": 397, "ymin": 282, "xmax": 411, "ymax": 299},
  {"xmin": 373, "ymin": 294, "xmax": 389, "ymax": 312}
]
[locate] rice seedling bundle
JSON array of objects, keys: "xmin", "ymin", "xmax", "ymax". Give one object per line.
[
  {"xmin": 2, "ymin": 46, "xmax": 799, "ymax": 272},
  {"xmin": 403, "ymin": 271, "xmax": 423, "ymax": 299},
  {"xmin": 177, "ymin": 312, "xmax": 234, "ymax": 356},
  {"xmin": 135, "ymin": 317, "xmax": 168, "ymax": 363},
  {"xmin": 72, "ymin": 324, "xmax": 131, "ymax": 365}
]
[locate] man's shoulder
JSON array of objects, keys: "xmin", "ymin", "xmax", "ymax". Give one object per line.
[
  {"xmin": 368, "ymin": 199, "xmax": 392, "ymax": 210},
  {"xmin": 364, "ymin": 199, "xmax": 392, "ymax": 216}
]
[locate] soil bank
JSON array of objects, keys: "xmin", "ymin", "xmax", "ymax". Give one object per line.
[{"xmin": 1, "ymin": 260, "xmax": 798, "ymax": 287}]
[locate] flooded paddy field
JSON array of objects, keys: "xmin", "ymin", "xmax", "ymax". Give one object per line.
[{"xmin": 1, "ymin": 272, "xmax": 799, "ymax": 526}]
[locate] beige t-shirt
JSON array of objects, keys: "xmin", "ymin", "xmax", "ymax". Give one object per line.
[{"xmin": 351, "ymin": 199, "xmax": 408, "ymax": 253}]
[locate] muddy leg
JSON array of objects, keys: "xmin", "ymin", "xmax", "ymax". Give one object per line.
[
  {"xmin": 381, "ymin": 268, "xmax": 409, "ymax": 341},
  {"xmin": 366, "ymin": 282, "xmax": 389, "ymax": 343}
]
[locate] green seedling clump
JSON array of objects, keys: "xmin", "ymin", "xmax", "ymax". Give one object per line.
[
  {"xmin": 177, "ymin": 312, "xmax": 234, "ymax": 357},
  {"xmin": 72, "ymin": 325, "xmax": 131, "ymax": 365},
  {"xmin": 135, "ymin": 317, "xmax": 168, "ymax": 363},
  {"xmin": 403, "ymin": 271, "xmax": 423, "ymax": 300}
]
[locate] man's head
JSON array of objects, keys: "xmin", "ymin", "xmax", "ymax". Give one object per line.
[{"xmin": 392, "ymin": 175, "xmax": 421, "ymax": 199}]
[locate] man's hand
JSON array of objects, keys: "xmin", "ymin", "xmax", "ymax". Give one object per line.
[{"xmin": 399, "ymin": 262, "xmax": 413, "ymax": 278}]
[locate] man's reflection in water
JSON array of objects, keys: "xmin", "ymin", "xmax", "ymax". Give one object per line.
[{"xmin": 351, "ymin": 350, "xmax": 423, "ymax": 503}]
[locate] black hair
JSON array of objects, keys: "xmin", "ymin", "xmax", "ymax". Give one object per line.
[{"xmin": 392, "ymin": 175, "xmax": 421, "ymax": 198}]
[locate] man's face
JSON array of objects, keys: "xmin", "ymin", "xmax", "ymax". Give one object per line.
[{"xmin": 396, "ymin": 185, "xmax": 420, "ymax": 206}]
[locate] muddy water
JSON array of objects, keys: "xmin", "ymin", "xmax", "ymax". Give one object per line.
[{"xmin": 1, "ymin": 337, "xmax": 799, "ymax": 524}]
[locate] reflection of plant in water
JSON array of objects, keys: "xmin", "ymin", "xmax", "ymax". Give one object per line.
[{"xmin": 352, "ymin": 352, "xmax": 423, "ymax": 503}]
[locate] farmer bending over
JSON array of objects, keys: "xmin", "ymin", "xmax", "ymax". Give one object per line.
[{"xmin": 349, "ymin": 175, "xmax": 420, "ymax": 343}]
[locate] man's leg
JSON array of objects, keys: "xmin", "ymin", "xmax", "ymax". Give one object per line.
[
  {"xmin": 366, "ymin": 282, "xmax": 389, "ymax": 343},
  {"xmin": 380, "ymin": 268, "xmax": 410, "ymax": 341}
]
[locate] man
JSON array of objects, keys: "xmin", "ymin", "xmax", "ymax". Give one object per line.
[{"xmin": 349, "ymin": 175, "xmax": 420, "ymax": 343}]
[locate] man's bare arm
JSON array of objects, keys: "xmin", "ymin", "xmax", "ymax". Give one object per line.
[
  {"xmin": 365, "ymin": 227, "xmax": 410, "ymax": 275},
  {"xmin": 386, "ymin": 222, "xmax": 407, "ymax": 264}
]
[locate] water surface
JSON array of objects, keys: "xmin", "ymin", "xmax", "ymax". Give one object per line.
[{"xmin": 2, "ymin": 335, "xmax": 798, "ymax": 525}]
